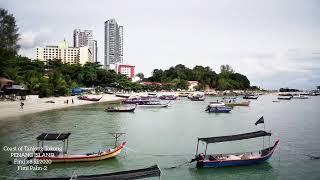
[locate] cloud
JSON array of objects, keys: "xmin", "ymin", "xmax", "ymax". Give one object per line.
[{"xmin": 18, "ymin": 29, "xmax": 51, "ymax": 49}]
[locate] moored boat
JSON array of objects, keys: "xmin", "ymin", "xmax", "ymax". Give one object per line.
[
  {"xmin": 277, "ymin": 96, "xmax": 292, "ymax": 100},
  {"xmin": 30, "ymin": 133, "xmax": 126, "ymax": 163},
  {"xmin": 189, "ymin": 93, "xmax": 205, "ymax": 101},
  {"xmin": 105, "ymin": 105, "xmax": 136, "ymax": 112},
  {"xmin": 122, "ymin": 97, "xmax": 153, "ymax": 104},
  {"xmin": 222, "ymin": 97, "xmax": 250, "ymax": 107},
  {"xmin": 138, "ymin": 101, "xmax": 169, "ymax": 108},
  {"xmin": 192, "ymin": 130, "xmax": 279, "ymax": 168},
  {"xmin": 159, "ymin": 95, "xmax": 177, "ymax": 100},
  {"xmin": 292, "ymin": 94, "xmax": 308, "ymax": 99},
  {"xmin": 243, "ymin": 94, "xmax": 259, "ymax": 99},
  {"xmin": 205, "ymin": 102, "xmax": 232, "ymax": 113},
  {"xmin": 225, "ymin": 101, "xmax": 250, "ymax": 107},
  {"xmin": 115, "ymin": 93, "xmax": 131, "ymax": 98},
  {"xmin": 78, "ymin": 96, "xmax": 102, "ymax": 101}
]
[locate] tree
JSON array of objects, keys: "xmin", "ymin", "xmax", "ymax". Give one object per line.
[
  {"xmin": 0, "ymin": 8, "xmax": 20, "ymax": 53},
  {"xmin": 220, "ymin": 64, "xmax": 234, "ymax": 74},
  {"xmin": 136, "ymin": 73, "xmax": 145, "ymax": 80}
]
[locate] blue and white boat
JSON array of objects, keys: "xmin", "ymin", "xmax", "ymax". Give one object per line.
[
  {"xmin": 205, "ymin": 102, "xmax": 232, "ymax": 113},
  {"xmin": 192, "ymin": 130, "xmax": 279, "ymax": 168}
]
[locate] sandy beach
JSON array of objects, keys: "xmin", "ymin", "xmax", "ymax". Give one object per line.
[{"xmin": 0, "ymin": 94, "xmax": 123, "ymax": 120}]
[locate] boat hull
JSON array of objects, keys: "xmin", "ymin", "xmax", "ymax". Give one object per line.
[
  {"xmin": 37, "ymin": 142, "xmax": 126, "ymax": 163},
  {"xmin": 225, "ymin": 102, "xmax": 250, "ymax": 107},
  {"xmin": 243, "ymin": 96, "xmax": 258, "ymax": 99},
  {"xmin": 105, "ymin": 108, "xmax": 135, "ymax": 112},
  {"xmin": 206, "ymin": 108, "xmax": 232, "ymax": 113},
  {"xmin": 138, "ymin": 104, "xmax": 168, "ymax": 108},
  {"xmin": 196, "ymin": 140, "xmax": 279, "ymax": 168},
  {"xmin": 78, "ymin": 96, "xmax": 102, "ymax": 101}
]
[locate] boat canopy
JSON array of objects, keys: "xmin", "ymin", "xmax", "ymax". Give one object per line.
[
  {"xmin": 198, "ymin": 131, "xmax": 271, "ymax": 144},
  {"xmin": 36, "ymin": 133, "xmax": 71, "ymax": 141}
]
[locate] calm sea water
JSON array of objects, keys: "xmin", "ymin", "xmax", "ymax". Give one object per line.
[{"xmin": 0, "ymin": 95, "xmax": 319, "ymax": 179}]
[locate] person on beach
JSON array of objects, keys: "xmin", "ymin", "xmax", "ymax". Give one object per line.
[
  {"xmin": 20, "ymin": 101, "xmax": 24, "ymax": 109},
  {"xmin": 72, "ymin": 98, "xmax": 74, "ymax": 104},
  {"xmin": 67, "ymin": 99, "xmax": 69, "ymax": 104}
]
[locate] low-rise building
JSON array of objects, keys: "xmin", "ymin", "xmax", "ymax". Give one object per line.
[
  {"xmin": 36, "ymin": 40, "xmax": 93, "ymax": 65},
  {"xmin": 117, "ymin": 64, "xmax": 135, "ymax": 78}
]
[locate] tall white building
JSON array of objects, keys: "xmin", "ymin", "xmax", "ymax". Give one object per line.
[
  {"xmin": 91, "ymin": 40, "xmax": 98, "ymax": 64},
  {"xmin": 36, "ymin": 40, "xmax": 93, "ymax": 65},
  {"xmin": 73, "ymin": 29, "xmax": 97, "ymax": 62},
  {"xmin": 105, "ymin": 19, "xmax": 123, "ymax": 69}
]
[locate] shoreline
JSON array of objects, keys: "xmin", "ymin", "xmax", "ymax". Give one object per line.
[{"xmin": 0, "ymin": 94, "xmax": 123, "ymax": 121}]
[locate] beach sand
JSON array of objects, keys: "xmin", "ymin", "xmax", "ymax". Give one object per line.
[{"xmin": 0, "ymin": 94, "xmax": 123, "ymax": 120}]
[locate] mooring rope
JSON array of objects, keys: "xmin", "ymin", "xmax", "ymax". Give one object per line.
[{"xmin": 124, "ymin": 147, "xmax": 192, "ymax": 157}]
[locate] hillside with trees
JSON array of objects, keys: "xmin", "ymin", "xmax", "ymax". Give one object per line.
[{"xmin": 146, "ymin": 64, "xmax": 250, "ymax": 90}]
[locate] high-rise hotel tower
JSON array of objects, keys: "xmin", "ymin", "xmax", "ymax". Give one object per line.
[
  {"xmin": 73, "ymin": 29, "xmax": 97, "ymax": 62},
  {"xmin": 104, "ymin": 19, "xmax": 123, "ymax": 69}
]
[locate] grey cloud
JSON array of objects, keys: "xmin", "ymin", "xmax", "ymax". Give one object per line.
[{"xmin": 18, "ymin": 30, "xmax": 51, "ymax": 49}]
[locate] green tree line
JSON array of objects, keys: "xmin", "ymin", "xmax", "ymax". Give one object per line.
[{"xmin": 146, "ymin": 64, "xmax": 250, "ymax": 90}]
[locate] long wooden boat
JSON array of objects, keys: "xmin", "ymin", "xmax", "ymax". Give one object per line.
[
  {"xmin": 31, "ymin": 133, "xmax": 126, "ymax": 163},
  {"xmin": 243, "ymin": 95, "xmax": 259, "ymax": 99},
  {"xmin": 205, "ymin": 106, "xmax": 232, "ymax": 113},
  {"xmin": 115, "ymin": 93, "xmax": 131, "ymax": 98},
  {"xmin": 292, "ymin": 95, "xmax": 308, "ymax": 99},
  {"xmin": 159, "ymin": 95, "xmax": 177, "ymax": 100},
  {"xmin": 78, "ymin": 96, "xmax": 102, "ymax": 101},
  {"xmin": 138, "ymin": 101, "xmax": 169, "ymax": 108},
  {"xmin": 277, "ymin": 96, "xmax": 292, "ymax": 100},
  {"xmin": 225, "ymin": 101, "xmax": 250, "ymax": 107},
  {"xmin": 122, "ymin": 98, "xmax": 152, "ymax": 104},
  {"xmin": 18, "ymin": 165, "xmax": 161, "ymax": 180},
  {"xmin": 193, "ymin": 130, "xmax": 279, "ymax": 168},
  {"xmin": 105, "ymin": 105, "xmax": 136, "ymax": 112},
  {"xmin": 190, "ymin": 96, "xmax": 205, "ymax": 101}
]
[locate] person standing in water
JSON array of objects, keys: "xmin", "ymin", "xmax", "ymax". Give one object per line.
[{"xmin": 20, "ymin": 101, "xmax": 24, "ymax": 109}]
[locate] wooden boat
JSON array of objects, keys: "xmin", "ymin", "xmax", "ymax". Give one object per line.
[
  {"xmin": 148, "ymin": 92, "xmax": 157, "ymax": 96},
  {"xmin": 30, "ymin": 133, "xmax": 126, "ymax": 163},
  {"xmin": 225, "ymin": 101, "xmax": 250, "ymax": 107},
  {"xmin": 105, "ymin": 105, "xmax": 136, "ymax": 112},
  {"xmin": 193, "ymin": 130, "xmax": 279, "ymax": 168},
  {"xmin": 190, "ymin": 95, "xmax": 205, "ymax": 101},
  {"xmin": 205, "ymin": 102, "xmax": 232, "ymax": 113},
  {"xmin": 159, "ymin": 95, "xmax": 177, "ymax": 100},
  {"xmin": 115, "ymin": 93, "xmax": 131, "ymax": 98},
  {"xmin": 272, "ymin": 100, "xmax": 280, "ymax": 103},
  {"xmin": 138, "ymin": 101, "xmax": 169, "ymax": 108},
  {"xmin": 277, "ymin": 96, "xmax": 292, "ymax": 100},
  {"xmin": 292, "ymin": 95, "xmax": 308, "ymax": 99},
  {"xmin": 178, "ymin": 93, "xmax": 190, "ymax": 97},
  {"xmin": 78, "ymin": 96, "xmax": 102, "ymax": 101},
  {"xmin": 18, "ymin": 165, "xmax": 161, "ymax": 180},
  {"xmin": 243, "ymin": 94, "xmax": 259, "ymax": 99},
  {"xmin": 122, "ymin": 97, "xmax": 155, "ymax": 104}
]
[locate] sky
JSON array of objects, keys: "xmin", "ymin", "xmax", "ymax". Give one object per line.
[{"xmin": 1, "ymin": 0, "xmax": 320, "ymax": 89}]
